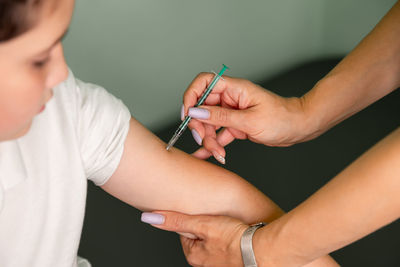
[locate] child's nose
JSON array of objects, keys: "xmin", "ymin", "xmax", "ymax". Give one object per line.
[{"xmin": 45, "ymin": 44, "xmax": 69, "ymax": 90}]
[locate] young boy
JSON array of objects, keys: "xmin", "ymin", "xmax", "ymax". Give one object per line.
[{"xmin": 0, "ymin": 0, "xmax": 337, "ymax": 266}]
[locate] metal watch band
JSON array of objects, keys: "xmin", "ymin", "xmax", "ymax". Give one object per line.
[{"xmin": 240, "ymin": 222, "xmax": 266, "ymax": 267}]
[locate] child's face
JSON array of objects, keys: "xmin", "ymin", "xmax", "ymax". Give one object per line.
[{"xmin": 0, "ymin": 0, "xmax": 75, "ymax": 141}]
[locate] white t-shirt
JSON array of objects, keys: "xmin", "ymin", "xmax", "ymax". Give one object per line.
[{"xmin": 0, "ymin": 70, "xmax": 131, "ymax": 267}]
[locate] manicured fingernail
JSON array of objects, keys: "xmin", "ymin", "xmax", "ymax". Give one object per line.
[
  {"xmin": 212, "ymin": 151, "xmax": 226, "ymax": 165},
  {"xmin": 181, "ymin": 105, "xmax": 185, "ymax": 121},
  {"xmin": 177, "ymin": 232, "xmax": 198, "ymax": 239},
  {"xmin": 191, "ymin": 129, "xmax": 202, "ymax": 146},
  {"xmin": 141, "ymin": 212, "xmax": 165, "ymax": 225},
  {"xmin": 188, "ymin": 107, "xmax": 210, "ymax": 120}
]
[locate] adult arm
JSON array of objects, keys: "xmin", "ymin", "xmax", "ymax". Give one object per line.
[
  {"xmin": 301, "ymin": 0, "xmax": 400, "ymax": 140},
  {"xmin": 251, "ymin": 127, "xmax": 400, "ymax": 266}
]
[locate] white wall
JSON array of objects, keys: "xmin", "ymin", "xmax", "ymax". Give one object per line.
[{"xmin": 63, "ymin": 0, "xmax": 396, "ymax": 130}]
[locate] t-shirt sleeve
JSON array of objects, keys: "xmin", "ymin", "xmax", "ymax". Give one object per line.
[{"xmin": 75, "ymin": 79, "xmax": 131, "ymax": 186}]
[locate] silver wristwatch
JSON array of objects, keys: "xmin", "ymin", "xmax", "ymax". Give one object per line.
[{"xmin": 240, "ymin": 222, "xmax": 266, "ymax": 267}]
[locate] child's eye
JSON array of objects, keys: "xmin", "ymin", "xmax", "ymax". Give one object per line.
[{"xmin": 33, "ymin": 57, "xmax": 50, "ymax": 68}]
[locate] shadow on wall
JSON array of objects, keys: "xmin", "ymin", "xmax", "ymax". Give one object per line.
[{"xmin": 78, "ymin": 57, "xmax": 400, "ymax": 267}]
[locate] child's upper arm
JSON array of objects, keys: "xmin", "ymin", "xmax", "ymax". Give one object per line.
[{"xmin": 101, "ymin": 118, "xmax": 282, "ymax": 222}]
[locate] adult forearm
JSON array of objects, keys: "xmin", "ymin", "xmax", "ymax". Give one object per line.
[
  {"xmin": 254, "ymin": 127, "xmax": 400, "ymax": 266},
  {"xmin": 300, "ymin": 1, "xmax": 400, "ymax": 139}
]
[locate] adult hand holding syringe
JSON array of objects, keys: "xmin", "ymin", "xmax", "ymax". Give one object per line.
[
  {"xmin": 181, "ymin": 72, "xmax": 311, "ymax": 163},
  {"xmin": 166, "ymin": 64, "xmax": 229, "ymax": 152}
]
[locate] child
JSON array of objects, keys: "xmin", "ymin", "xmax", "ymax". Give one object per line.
[{"xmin": 0, "ymin": 0, "xmax": 337, "ymax": 266}]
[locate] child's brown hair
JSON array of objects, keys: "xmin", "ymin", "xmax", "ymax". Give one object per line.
[{"xmin": 0, "ymin": 0, "xmax": 43, "ymax": 42}]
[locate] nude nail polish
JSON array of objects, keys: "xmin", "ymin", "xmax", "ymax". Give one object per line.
[{"xmin": 212, "ymin": 151, "xmax": 226, "ymax": 165}]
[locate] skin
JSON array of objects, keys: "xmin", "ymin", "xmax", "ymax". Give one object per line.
[
  {"xmin": 153, "ymin": 126, "xmax": 400, "ymax": 267},
  {"xmin": 252, "ymin": 127, "xmax": 400, "ymax": 266},
  {"xmin": 0, "ymin": 0, "xmax": 71, "ymax": 141},
  {"xmin": 0, "ymin": 0, "xmax": 338, "ymax": 265},
  {"xmin": 153, "ymin": 1, "xmax": 400, "ymax": 266}
]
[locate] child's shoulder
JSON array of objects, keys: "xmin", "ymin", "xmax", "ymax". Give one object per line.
[{"xmin": 55, "ymin": 68, "xmax": 114, "ymax": 103}]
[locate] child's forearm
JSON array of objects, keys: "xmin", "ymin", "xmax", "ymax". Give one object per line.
[
  {"xmin": 221, "ymin": 173, "xmax": 284, "ymax": 224},
  {"xmin": 254, "ymin": 127, "xmax": 400, "ymax": 266},
  {"xmin": 300, "ymin": 1, "xmax": 400, "ymax": 139}
]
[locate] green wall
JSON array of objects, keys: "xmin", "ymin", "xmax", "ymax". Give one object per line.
[
  {"xmin": 321, "ymin": 0, "xmax": 396, "ymax": 55},
  {"xmin": 63, "ymin": 0, "xmax": 396, "ymax": 130}
]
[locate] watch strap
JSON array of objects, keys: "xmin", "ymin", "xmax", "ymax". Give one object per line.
[{"xmin": 240, "ymin": 222, "xmax": 266, "ymax": 267}]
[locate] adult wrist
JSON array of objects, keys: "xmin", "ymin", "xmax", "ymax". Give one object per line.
[
  {"xmin": 298, "ymin": 77, "xmax": 342, "ymax": 140},
  {"xmin": 283, "ymin": 96, "xmax": 318, "ymax": 144},
  {"xmin": 251, "ymin": 219, "xmax": 309, "ymax": 267},
  {"xmin": 251, "ymin": 223, "xmax": 280, "ymax": 267}
]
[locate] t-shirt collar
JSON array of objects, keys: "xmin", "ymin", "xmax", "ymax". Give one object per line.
[{"xmin": 0, "ymin": 139, "xmax": 28, "ymax": 191}]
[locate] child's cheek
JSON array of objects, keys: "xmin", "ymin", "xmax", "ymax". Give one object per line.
[
  {"xmin": 0, "ymin": 107, "xmax": 33, "ymax": 141},
  {"xmin": 0, "ymin": 69, "xmax": 46, "ymax": 140}
]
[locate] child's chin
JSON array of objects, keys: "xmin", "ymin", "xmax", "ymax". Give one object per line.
[{"xmin": 2, "ymin": 123, "xmax": 33, "ymax": 141}]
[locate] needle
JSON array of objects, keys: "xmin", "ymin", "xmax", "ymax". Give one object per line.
[{"xmin": 166, "ymin": 64, "xmax": 229, "ymax": 150}]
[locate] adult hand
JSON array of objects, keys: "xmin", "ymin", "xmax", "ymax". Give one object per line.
[
  {"xmin": 141, "ymin": 211, "xmax": 248, "ymax": 267},
  {"xmin": 182, "ymin": 73, "xmax": 313, "ymax": 163}
]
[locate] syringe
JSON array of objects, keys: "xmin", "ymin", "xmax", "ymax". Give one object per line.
[{"xmin": 166, "ymin": 64, "xmax": 229, "ymax": 150}]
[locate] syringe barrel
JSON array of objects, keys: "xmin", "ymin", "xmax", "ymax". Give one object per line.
[
  {"xmin": 195, "ymin": 64, "xmax": 228, "ymax": 107},
  {"xmin": 195, "ymin": 75, "xmax": 221, "ymax": 107},
  {"xmin": 176, "ymin": 116, "xmax": 192, "ymax": 136}
]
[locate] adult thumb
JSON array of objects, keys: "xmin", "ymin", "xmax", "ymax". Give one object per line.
[
  {"xmin": 188, "ymin": 106, "xmax": 246, "ymax": 132},
  {"xmin": 141, "ymin": 211, "xmax": 206, "ymax": 239}
]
